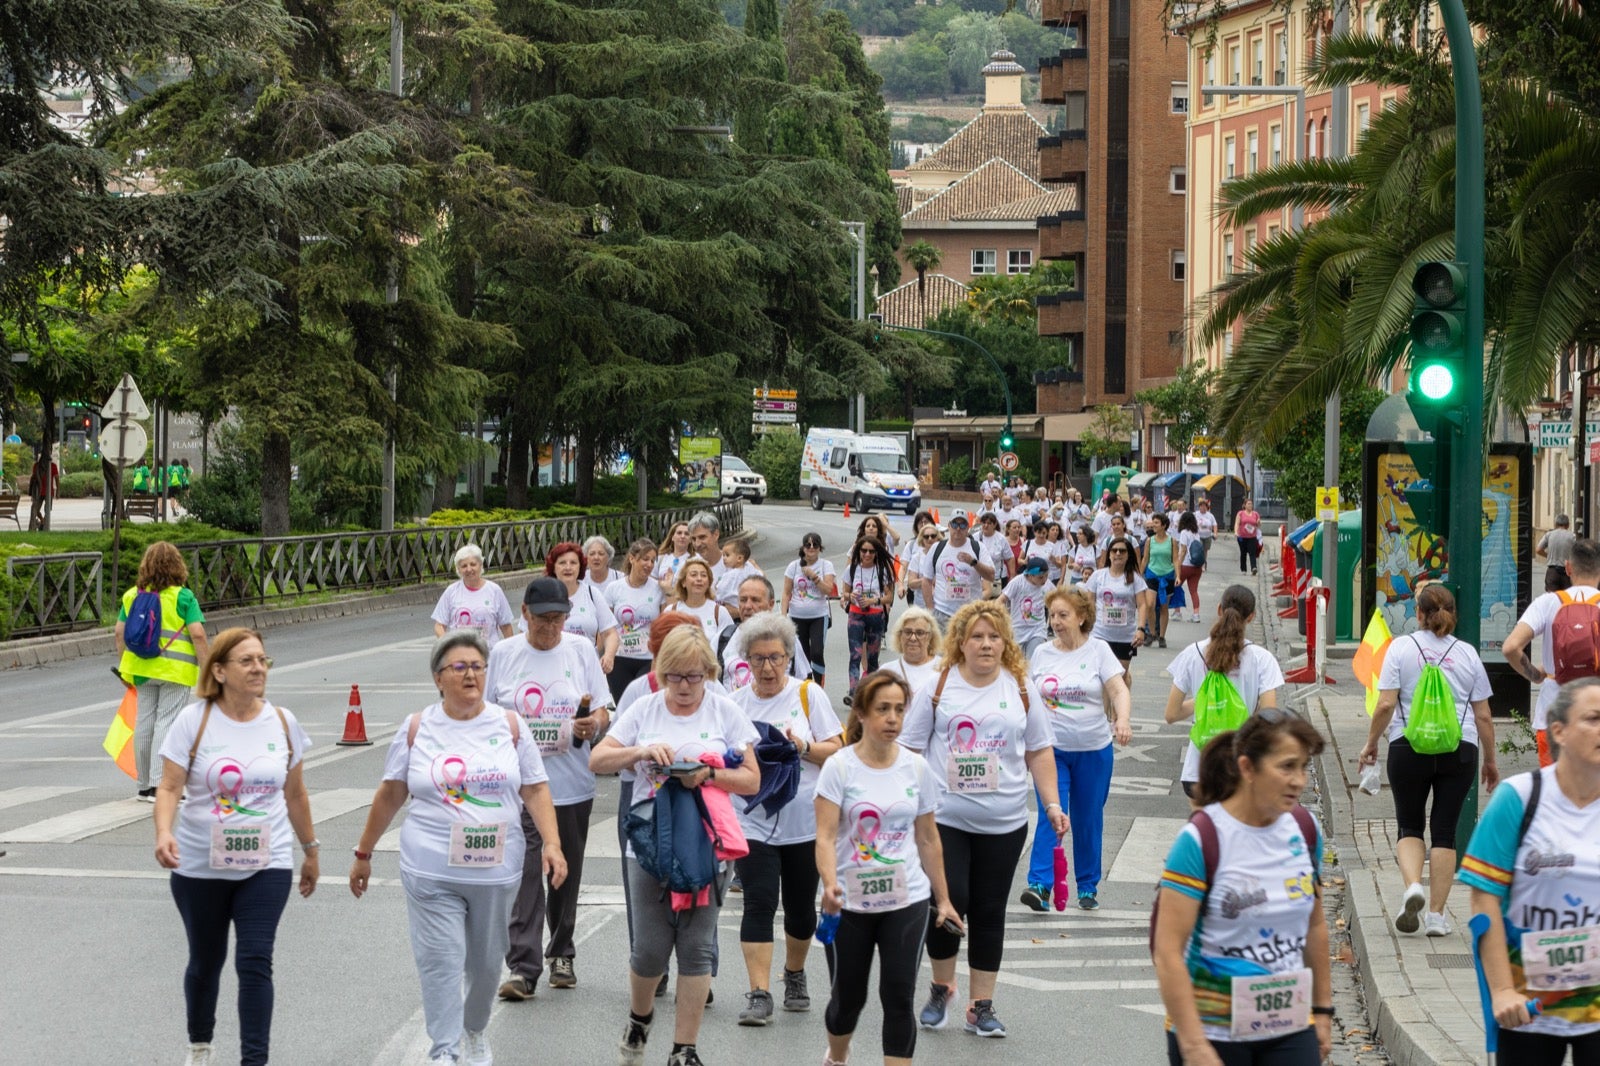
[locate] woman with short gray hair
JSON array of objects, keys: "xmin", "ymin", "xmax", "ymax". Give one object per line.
[
  {"xmin": 350, "ymin": 630, "xmax": 566, "ymax": 1066},
  {"xmin": 883, "ymin": 607, "xmax": 943, "ymax": 700},
  {"xmin": 432, "ymin": 544, "xmax": 516, "ymax": 647},
  {"xmin": 582, "ymin": 536, "xmax": 624, "ymax": 591}
]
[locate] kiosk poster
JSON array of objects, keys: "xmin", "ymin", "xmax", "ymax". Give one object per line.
[{"xmin": 677, "ymin": 436, "xmax": 722, "ymax": 499}]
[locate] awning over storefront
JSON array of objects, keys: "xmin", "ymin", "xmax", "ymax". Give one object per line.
[
  {"xmin": 1042, "ymin": 412, "xmax": 1097, "ymax": 442},
  {"xmin": 912, "ymin": 414, "xmax": 1044, "ymax": 437}
]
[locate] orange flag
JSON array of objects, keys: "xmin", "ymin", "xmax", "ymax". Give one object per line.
[
  {"xmin": 1351, "ymin": 609, "xmax": 1392, "ymax": 716},
  {"xmin": 102, "ymin": 684, "xmax": 138, "ymax": 779}
]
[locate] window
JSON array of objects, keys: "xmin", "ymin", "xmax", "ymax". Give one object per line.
[
  {"xmin": 1223, "ymin": 234, "xmax": 1234, "ymax": 276},
  {"xmin": 830, "ymin": 448, "xmax": 848, "ymax": 469},
  {"xmin": 1357, "ymin": 101, "xmax": 1371, "ymax": 136},
  {"xmin": 971, "ymin": 248, "xmax": 997, "ymax": 275},
  {"xmin": 1224, "ymin": 135, "xmax": 1236, "ymax": 179},
  {"xmin": 1247, "ymin": 130, "xmax": 1259, "ymax": 173},
  {"xmin": 1273, "ymin": 28, "xmax": 1287, "ymax": 83},
  {"xmin": 1170, "ymin": 250, "xmax": 1186, "ymax": 282},
  {"xmin": 1363, "ymin": 2, "xmax": 1379, "ymax": 36},
  {"xmin": 1306, "ymin": 119, "xmax": 1318, "ymax": 159},
  {"xmin": 1171, "ymin": 81, "xmax": 1189, "ymax": 114},
  {"xmin": 1319, "ymin": 117, "xmax": 1330, "ymax": 157},
  {"xmin": 1222, "ymin": 332, "xmax": 1235, "ymax": 358},
  {"xmin": 1204, "ymin": 50, "xmax": 1217, "ymax": 88},
  {"xmin": 1228, "ymin": 43, "xmax": 1241, "ymax": 85},
  {"xmin": 1007, "ymin": 249, "xmax": 1032, "ymax": 274},
  {"xmin": 1251, "ymin": 37, "xmax": 1264, "ymax": 85},
  {"xmin": 1244, "ymin": 226, "xmax": 1256, "ymax": 252},
  {"xmin": 1064, "ymin": 91, "xmax": 1087, "ymax": 131},
  {"xmin": 1169, "ymin": 166, "xmax": 1187, "ymax": 194},
  {"xmin": 1268, "ymin": 223, "xmax": 1281, "ymax": 242},
  {"xmin": 1270, "ymin": 124, "xmax": 1282, "ymax": 166}
]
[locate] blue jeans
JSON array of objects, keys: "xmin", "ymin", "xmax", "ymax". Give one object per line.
[
  {"xmin": 1027, "ymin": 744, "xmax": 1115, "ymax": 895},
  {"xmin": 847, "ymin": 611, "xmax": 887, "ymax": 689},
  {"xmin": 170, "ymin": 868, "xmax": 292, "ymax": 1065}
]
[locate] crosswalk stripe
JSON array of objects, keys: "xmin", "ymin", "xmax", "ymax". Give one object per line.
[
  {"xmin": 309, "ymin": 788, "xmax": 380, "ymax": 824},
  {"xmin": 0, "ymin": 786, "xmax": 92, "ymax": 812},
  {"xmin": 1107, "ymin": 816, "xmax": 1190, "ymax": 887},
  {"xmin": 0, "ymin": 797, "xmax": 150, "ymax": 843},
  {"xmin": 1005, "ymin": 935, "xmax": 1148, "ymax": 949}
]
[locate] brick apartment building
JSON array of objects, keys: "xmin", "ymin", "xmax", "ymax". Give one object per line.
[{"xmin": 1034, "ymin": 0, "xmax": 1189, "ymax": 468}]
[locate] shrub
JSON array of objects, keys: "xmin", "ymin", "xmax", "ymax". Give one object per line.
[
  {"xmin": 937, "ymin": 454, "xmax": 972, "ymax": 488},
  {"xmin": 59, "ymin": 471, "xmax": 104, "ymax": 498},
  {"xmin": 749, "ymin": 428, "xmax": 803, "ymax": 500}
]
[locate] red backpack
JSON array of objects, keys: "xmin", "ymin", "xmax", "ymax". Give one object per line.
[{"xmin": 1551, "ymin": 591, "xmax": 1600, "ymax": 684}]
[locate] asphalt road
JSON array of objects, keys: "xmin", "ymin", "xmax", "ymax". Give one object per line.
[{"xmin": 0, "ymin": 498, "xmax": 1248, "ymax": 1065}]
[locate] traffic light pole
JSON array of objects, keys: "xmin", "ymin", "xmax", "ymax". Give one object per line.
[
  {"xmin": 874, "ymin": 321, "xmax": 1014, "ymax": 446},
  {"xmin": 1440, "ymin": 0, "xmax": 1485, "ymax": 844}
]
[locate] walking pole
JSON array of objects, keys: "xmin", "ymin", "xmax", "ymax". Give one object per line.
[{"xmin": 1469, "ymin": 912, "xmax": 1542, "ymax": 1065}]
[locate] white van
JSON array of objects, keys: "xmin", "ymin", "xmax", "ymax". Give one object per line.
[{"xmin": 800, "ymin": 428, "xmax": 921, "ymax": 515}]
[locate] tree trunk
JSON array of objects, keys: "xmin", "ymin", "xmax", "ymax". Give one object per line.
[
  {"xmin": 505, "ymin": 422, "xmax": 529, "ymax": 509},
  {"xmin": 432, "ymin": 466, "xmax": 457, "ymax": 512},
  {"xmin": 573, "ymin": 430, "xmax": 596, "ymax": 506},
  {"xmin": 260, "ymin": 430, "xmax": 292, "ymax": 537}
]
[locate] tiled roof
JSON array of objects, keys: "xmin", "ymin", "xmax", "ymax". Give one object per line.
[
  {"xmin": 906, "ymin": 109, "xmax": 1048, "ymax": 179},
  {"xmin": 895, "ymin": 185, "xmax": 915, "ymax": 215},
  {"xmin": 902, "ymin": 159, "xmax": 1047, "ymax": 224},
  {"xmin": 960, "ymin": 185, "xmax": 1080, "ymax": 221},
  {"xmin": 874, "ymin": 273, "xmax": 970, "ymax": 329}
]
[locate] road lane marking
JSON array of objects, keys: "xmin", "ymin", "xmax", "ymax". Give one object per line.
[
  {"xmin": 940, "ymin": 960, "xmax": 1161, "ymax": 992},
  {"xmin": 1107, "ymin": 816, "xmax": 1190, "ymax": 886},
  {"xmin": 0, "ymin": 786, "xmax": 92, "ymax": 812},
  {"xmin": 0, "ymin": 797, "xmax": 150, "ymax": 842}
]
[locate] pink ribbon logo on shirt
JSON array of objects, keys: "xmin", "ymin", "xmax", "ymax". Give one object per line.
[
  {"xmin": 950, "ymin": 717, "xmax": 979, "ymax": 753},
  {"xmin": 433, "ymin": 754, "xmax": 502, "ymax": 809},
  {"xmin": 1021, "ymin": 596, "xmax": 1038, "ymax": 621},
  {"xmin": 518, "ymin": 682, "xmax": 546, "ymax": 720},
  {"xmin": 1038, "ymin": 674, "xmax": 1062, "ymax": 703},
  {"xmin": 731, "ymin": 660, "xmax": 753, "ymax": 689},
  {"xmin": 208, "ymin": 759, "xmax": 267, "ymax": 818},
  {"xmin": 618, "ymin": 606, "xmax": 636, "ymax": 631}
]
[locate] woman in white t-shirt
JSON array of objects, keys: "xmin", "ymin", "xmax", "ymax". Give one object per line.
[
  {"xmin": 1022, "ymin": 586, "xmax": 1131, "ymax": 913},
  {"xmin": 1084, "ymin": 536, "xmax": 1149, "ymax": 689},
  {"xmin": 1164, "ymin": 585, "xmax": 1286, "ymax": 799},
  {"xmin": 583, "ymin": 535, "xmax": 625, "ymax": 591},
  {"xmin": 1001, "ymin": 557, "xmax": 1054, "ymax": 658},
  {"xmin": 605, "ymin": 539, "xmax": 666, "ymax": 701},
  {"xmin": 153, "ymin": 628, "xmax": 318, "ymax": 1066},
  {"xmin": 900, "ymin": 599, "xmax": 1068, "ymax": 1039},
  {"xmin": 1359, "ymin": 584, "xmax": 1498, "ymax": 938},
  {"xmin": 1461, "ymin": 678, "xmax": 1600, "ymax": 1059},
  {"xmin": 590, "ymin": 626, "xmax": 761, "ymax": 1066},
  {"xmin": 349, "ymin": 630, "xmax": 565, "ymax": 1066},
  {"xmin": 729, "ymin": 612, "xmax": 845, "ymax": 1022},
  {"xmin": 545, "ymin": 541, "xmax": 620, "ymax": 673},
  {"xmin": 653, "ymin": 522, "xmax": 694, "ymax": 593},
  {"xmin": 1152, "ymin": 712, "xmax": 1333, "ymax": 1065},
  {"xmin": 665, "ymin": 557, "xmax": 728, "ymax": 645},
  {"xmin": 431, "ymin": 543, "xmax": 516, "ymax": 647},
  {"xmin": 882, "ymin": 606, "xmax": 943, "ymax": 702},
  {"xmin": 816, "ymin": 670, "xmax": 961, "ymax": 1066},
  {"xmin": 903, "ymin": 522, "xmax": 941, "ymax": 610},
  {"xmin": 783, "ymin": 533, "xmax": 837, "ymax": 685},
  {"xmin": 844, "ymin": 535, "xmax": 896, "ymax": 691}
]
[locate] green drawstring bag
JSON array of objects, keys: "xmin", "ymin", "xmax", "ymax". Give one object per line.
[
  {"xmin": 1190, "ymin": 671, "xmax": 1249, "ymax": 749},
  {"xmin": 1402, "ymin": 639, "xmax": 1463, "ymax": 755}
]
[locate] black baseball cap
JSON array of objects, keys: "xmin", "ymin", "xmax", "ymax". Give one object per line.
[{"xmin": 523, "ymin": 576, "xmax": 572, "ymax": 613}]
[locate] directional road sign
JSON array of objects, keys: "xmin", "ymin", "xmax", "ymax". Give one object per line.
[
  {"xmin": 99, "ymin": 374, "xmax": 150, "ymax": 422},
  {"xmin": 752, "ymin": 411, "xmax": 798, "ymax": 424}
]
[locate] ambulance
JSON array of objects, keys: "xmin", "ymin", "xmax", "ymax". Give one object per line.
[{"xmin": 800, "ymin": 428, "xmax": 921, "ymax": 515}]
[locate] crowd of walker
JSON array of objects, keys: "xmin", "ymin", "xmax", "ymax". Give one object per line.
[{"xmin": 106, "ymin": 488, "xmax": 1600, "ymax": 1066}]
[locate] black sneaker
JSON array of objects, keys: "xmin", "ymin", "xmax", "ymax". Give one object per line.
[
  {"xmin": 738, "ymin": 989, "xmax": 774, "ymax": 1026},
  {"xmin": 1019, "ymin": 884, "xmax": 1049, "ymax": 912},
  {"xmin": 667, "ymin": 1047, "xmax": 704, "ymax": 1066},
  {"xmin": 617, "ymin": 1014, "xmax": 651, "ymax": 1066},
  {"xmin": 781, "ymin": 968, "xmax": 810, "ymax": 1011},
  {"xmin": 655, "ymin": 973, "xmax": 670, "ymax": 998}
]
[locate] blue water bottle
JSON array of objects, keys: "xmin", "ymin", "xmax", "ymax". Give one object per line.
[{"xmin": 816, "ymin": 909, "xmax": 841, "ymax": 945}]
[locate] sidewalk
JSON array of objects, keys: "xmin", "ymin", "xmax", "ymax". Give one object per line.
[
  {"xmin": 3, "ymin": 494, "xmax": 182, "ymax": 532},
  {"xmin": 1260, "ymin": 572, "xmax": 1542, "ymax": 1066}
]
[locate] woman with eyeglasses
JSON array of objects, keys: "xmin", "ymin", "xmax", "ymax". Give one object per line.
[
  {"xmin": 904, "ymin": 524, "xmax": 943, "ymax": 610},
  {"xmin": 883, "ymin": 606, "xmax": 943, "ymax": 701},
  {"xmin": 1084, "ymin": 535, "xmax": 1149, "ymax": 691},
  {"xmin": 1152, "ymin": 713, "xmax": 1333, "ymax": 1066},
  {"xmin": 783, "ymin": 534, "xmax": 837, "ymax": 686},
  {"xmin": 349, "ymin": 630, "xmax": 566, "ymax": 1066},
  {"xmin": 1140, "ymin": 514, "xmax": 1179, "ymax": 649},
  {"xmin": 154, "ymin": 628, "xmax": 317, "ymax": 1066},
  {"xmin": 667, "ymin": 558, "xmax": 729, "ymax": 645},
  {"xmin": 901, "ymin": 599, "xmax": 1068, "ymax": 1040},
  {"xmin": 592, "ymin": 626, "xmax": 762, "ymax": 1066},
  {"xmin": 1164, "ymin": 585, "xmax": 1285, "ymax": 801},
  {"xmin": 845, "ymin": 536, "xmax": 896, "ymax": 690},
  {"xmin": 727, "ymin": 612, "xmax": 844, "ymax": 1026},
  {"xmin": 432, "ymin": 543, "xmax": 516, "ymax": 647},
  {"xmin": 605, "ymin": 539, "xmax": 666, "ymax": 701}
]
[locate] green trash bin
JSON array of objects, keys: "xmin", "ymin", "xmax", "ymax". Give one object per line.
[
  {"xmin": 1091, "ymin": 466, "xmax": 1135, "ymax": 502},
  {"xmin": 1309, "ymin": 510, "xmax": 1362, "ymax": 642}
]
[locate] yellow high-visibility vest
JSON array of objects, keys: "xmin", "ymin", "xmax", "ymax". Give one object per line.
[{"xmin": 118, "ymin": 585, "xmax": 201, "ymax": 687}]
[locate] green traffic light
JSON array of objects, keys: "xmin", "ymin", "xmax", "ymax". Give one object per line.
[{"xmin": 1416, "ymin": 362, "xmax": 1456, "ymax": 400}]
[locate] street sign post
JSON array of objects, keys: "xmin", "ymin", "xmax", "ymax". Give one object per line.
[
  {"xmin": 100, "ymin": 373, "xmax": 150, "ymax": 597},
  {"xmin": 999, "ymin": 451, "xmax": 1019, "ymax": 472}
]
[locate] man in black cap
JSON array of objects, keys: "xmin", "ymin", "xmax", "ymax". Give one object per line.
[
  {"xmin": 486, "ymin": 576, "xmax": 613, "ymax": 999},
  {"xmin": 916, "ymin": 514, "xmax": 996, "ymax": 629}
]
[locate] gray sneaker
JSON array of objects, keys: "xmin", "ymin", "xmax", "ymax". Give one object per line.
[
  {"xmin": 549, "ymin": 956, "xmax": 576, "ymax": 988},
  {"xmin": 918, "ymin": 981, "xmax": 954, "ymax": 1029},
  {"xmin": 497, "ymin": 974, "xmax": 536, "ymax": 1001},
  {"xmin": 781, "ymin": 968, "xmax": 810, "ymax": 1011},
  {"xmin": 738, "ymin": 989, "xmax": 774, "ymax": 1026}
]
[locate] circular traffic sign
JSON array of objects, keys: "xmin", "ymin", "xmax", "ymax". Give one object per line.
[
  {"xmin": 999, "ymin": 451, "xmax": 1019, "ymax": 472},
  {"xmin": 98, "ymin": 420, "xmax": 148, "ymax": 468}
]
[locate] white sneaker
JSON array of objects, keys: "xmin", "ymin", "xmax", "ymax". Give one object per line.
[
  {"xmin": 183, "ymin": 1045, "xmax": 213, "ymax": 1066},
  {"xmin": 1424, "ymin": 912, "xmax": 1453, "ymax": 937},
  {"xmin": 1395, "ymin": 883, "xmax": 1426, "ymax": 934},
  {"xmin": 463, "ymin": 1029, "xmax": 492, "ymax": 1066}
]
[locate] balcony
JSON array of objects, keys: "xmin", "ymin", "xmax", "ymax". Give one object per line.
[
  {"xmin": 1037, "ymin": 290, "xmax": 1086, "ymax": 336},
  {"xmin": 1038, "ymin": 129, "xmax": 1088, "ymax": 184},
  {"xmin": 1039, "ymin": 53, "xmax": 1090, "ymax": 103},
  {"xmin": 1038, "ymin": 209, "xmax": 1086, "ymax": 260},
  {"xmin": 1041, "ymin": 0, "xmax": 1086, "ymax": 31}
]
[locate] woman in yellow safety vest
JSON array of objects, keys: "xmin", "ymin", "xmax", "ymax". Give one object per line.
[{"xmin": 116, "ymin": 541, "xmax": 210, "ymax": 801}]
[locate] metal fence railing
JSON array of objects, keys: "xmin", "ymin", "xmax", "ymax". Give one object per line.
[
  {"xmin": 5, "ymin": 552, "xmax": 106, "ymax": 636},
  {"xmin": 4, "ymin": 500, "xmax": 743, "ymax": 639}
]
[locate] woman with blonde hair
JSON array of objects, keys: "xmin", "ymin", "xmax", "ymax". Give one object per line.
[
  {"xmin": 900, "ymin": 599, "xmax": 1068, "ymax": 1039},
  {"xmin": 654, "ymin": 522, "xmax": 694, "ymax": 593},
  {"xmin": 666, "ymin": 557, "xmax": 728, "ymax": 644}
]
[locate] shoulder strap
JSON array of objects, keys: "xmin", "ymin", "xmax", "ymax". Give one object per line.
[
  {"xmin": 799, "ymin": 680, "xmax": 811, "ymax": 721},
  {"xmin": 505, "ymin": 708, "xmax": 521, "ymax": 748},
  {"xmin": 1558, "ymin": 590, "xmax": 1574, "ymax": 606},
  {"xmin": 1516, "ymin": 769, "xmax": 1544, "ymax": 849},
  {"xmin": 273, "ymin": 705, "xmax": 293, "ymax": 767},
  {"xmin": 185, "ymin": 702, "xmax": 215, "ymax": 775},
  {"xmin": 931, "ymin": 665, "xmax": 951, "ymax": 710},
  {"xmin": 1192, "ymin": 808, "xmax": 1220, "ymax": 895},
  {"xmin": 1290, "ymin": 804, "xmax": 1319, "ymax": 873},
  {"xmin": 407, "ymin": 712, "xmax": 421, "ymax": 748},
  {"xmin": 930, "ymin": 540, "xmax": 947, "ymax": 570}
]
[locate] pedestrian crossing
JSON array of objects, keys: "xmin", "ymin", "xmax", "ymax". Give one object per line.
[{"xmin": 0, "ymin": 785, "xmax": 383, "ymax": 844}]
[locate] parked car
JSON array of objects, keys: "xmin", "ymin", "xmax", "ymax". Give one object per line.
[{"xmin": 720, "ymin": 454, "xmax": 766, "ymax": 504}]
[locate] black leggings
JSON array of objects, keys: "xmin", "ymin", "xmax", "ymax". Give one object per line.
[
  {"xmin": 608, "ymin": 655, "xmax": 652, "ymax": 703},
  {"xmin": 824, "ymin": 903, "xmax": 927, "ymax": 1058},
  {"xmin": 1387, "ymin": 738, "xmax": 1478, "ymax": 849},
  {"xmin": 1239, "ymin": 536, "xmax": 1262, "ymax": 572},
  {"xmin": 793, "ymin": 615, "xmax": 827, "ymax": 678},
  {"xmin": 1166, "ymin": 1027, "xmax": 1320, "ymax": 1065},
  {"xmin": 925, "ymin": 823, "xmax": 1028, "ymax": 971},
  {"xmin": 735, "ymin": 839, "xmax": 820, "ymax": 943},
  {"xmin": 1499, "ymin": 1027, "xmax": 1600, "ymax": 1065}
]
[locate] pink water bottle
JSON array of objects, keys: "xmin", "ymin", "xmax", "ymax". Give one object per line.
[{"xmin": 1052, "ymin": 845, "xmax": 1070, "ymax": 912}]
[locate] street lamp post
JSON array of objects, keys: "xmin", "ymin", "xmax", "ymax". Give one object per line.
[
  {"xmin": 380, "ymin": 10, "xmax": 403, "ymax": 531},
  {"xmin": 843, "ymin": 222, "xmax": 868, "ymax": 434}
]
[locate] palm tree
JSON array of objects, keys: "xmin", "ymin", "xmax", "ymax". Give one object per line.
[{"xmin": 903, "ymin": 239, "xmax": 942, "ymax": 294}]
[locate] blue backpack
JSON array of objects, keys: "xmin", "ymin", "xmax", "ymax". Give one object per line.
[
  {"xmin": 123, "ymin": 588, "xmax": 167, "ymax": 659},
  {"xmin": 625, "ymin": 778, "xmax": 724, "ymax": 905}
]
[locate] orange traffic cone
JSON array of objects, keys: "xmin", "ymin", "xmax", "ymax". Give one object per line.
[
  {"xmin": 843, "ymin": 502, "xmax": 851, "ymax": 518},
  {"xmin": 931, "ymin": 507, "xmax": 941, "ymax": 525},
  {"xmin": 337, "ymin": 684, "xmax": 373, "ymax": 746}
]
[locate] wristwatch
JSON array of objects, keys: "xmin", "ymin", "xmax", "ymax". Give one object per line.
[
  {"xmin": 301, "ymin": 839, "xmax": 321, "ymax": 853},
  {"xmin": 352, "ymin": 847, "xmax": 374, "ymax": 861}
]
